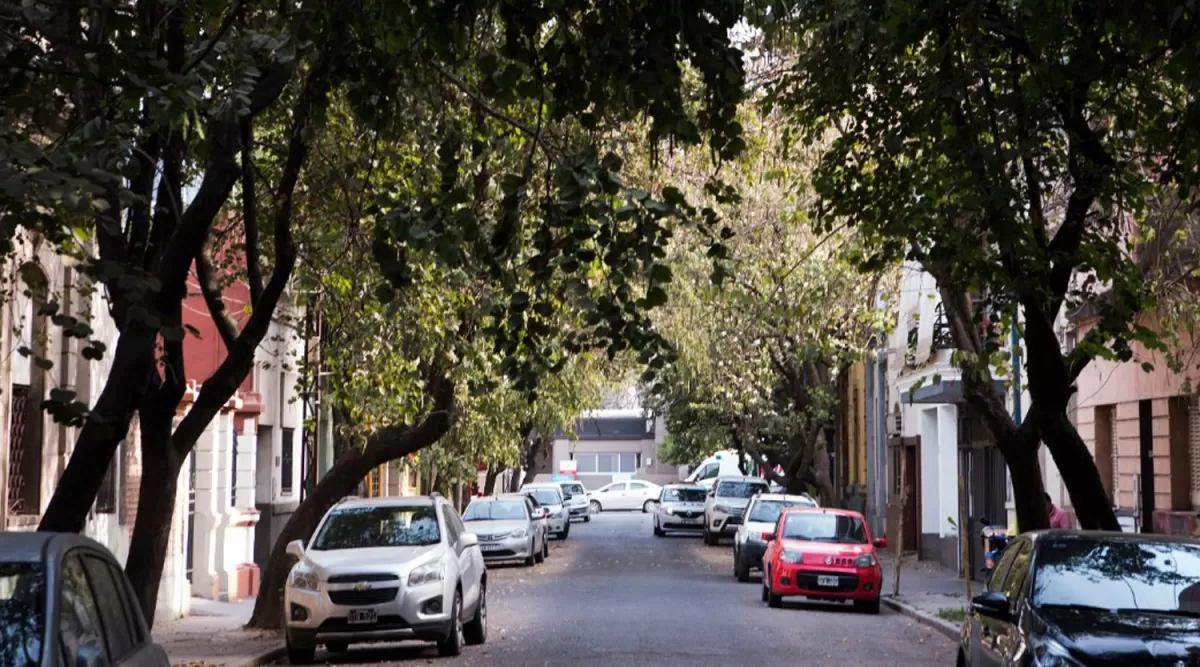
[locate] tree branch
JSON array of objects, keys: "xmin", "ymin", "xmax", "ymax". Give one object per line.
[
  {"xmin": 241, "ymin": 116, "xmax": 265, "ymax": 304},
  {"xmin": 194, "ymin": 247, "xmax": 239, "ymax": 350},
  {"xmin": 434, "ymin": 65, "xmax": 563, "ymax": 166}
]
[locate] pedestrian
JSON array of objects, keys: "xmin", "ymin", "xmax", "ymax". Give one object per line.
[{"xmin": 1046, "ymin": 492, "xmax": 1073, "ymax": 529}]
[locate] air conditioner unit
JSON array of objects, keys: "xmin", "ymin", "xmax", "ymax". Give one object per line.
[{"xmin": 887, "ymin": 405, "xmax": 903, "ymax": 437}]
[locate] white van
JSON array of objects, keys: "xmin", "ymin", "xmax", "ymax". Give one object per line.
[{"xmin": 685, "ymin": 450, "xmax": 754, "ymax": 485}]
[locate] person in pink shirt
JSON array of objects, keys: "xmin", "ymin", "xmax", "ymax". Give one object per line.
[{"xmin": 1045, "ymin": 493, "xmax": 1073, "ymax": 529}]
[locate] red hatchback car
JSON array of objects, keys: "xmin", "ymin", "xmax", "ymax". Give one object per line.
[{"xmin": 760, "ymin": 507, "xmax": 887, "ymax": 613}]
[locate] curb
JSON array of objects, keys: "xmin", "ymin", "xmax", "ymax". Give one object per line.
[
  {"xmin": 233, "ymin": 645, "xmax": 287, "ymax": 667},
  {"xmin": 881, "ymin": 597, "xmax": 959, "ymax": 641}
]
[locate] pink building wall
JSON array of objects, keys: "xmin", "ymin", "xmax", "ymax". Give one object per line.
[{"xmin": 181, "ymin": 260, "xmax": 254, "ymax": 394}]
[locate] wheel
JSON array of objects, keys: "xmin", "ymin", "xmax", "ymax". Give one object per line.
[
  {"xmin": 464, "ymin": 581, "xmax": 487, "ymax": 645},
  {"xmin": 524, "ymin": 538, "xmax": 536, "ymax": 566},
  {"xmin": 589, "ymin": 500, "xmax": 602, "ymax": 514},
  {"xmin": 703, "ymin": 526, "xmax": 717, "ymax": 546},
  {"xmin": 642, "ymin": 499, "xmax": 654, "ymax": 513},
  {"xmin": 325, "ymin": 641, "xmax": 348, "ymax": 654},
  {"xmin": 286, "ymin": 637, "xmax": 315, "ymax": 665},
  {"xmin": 436, "ymin": 589, "xmax": 464, "ymax": 657},
  {"xmin": 761, "ymin": 581, "xmax": 769, "ymax": 603},
  {"xmin": 584, "ymin": 515, "xmax": 591, "ymax": 523},
  {"xmin": 734, "ymin": 550, "xmax": 750, "ymax": 582},
  {"xmin": 855, "ymin": 598, "xmax": 881, "ymax": 615},
  {"xmin": 543, "ymin": 536, "xmax": 550, "ymax": 560},
  {"xmin": 654, "ymin": 524, "xmax": 665, "ymax": 537},
  {"xmin": 767, "ymin": 585, "xmax": 783, "ymax": 608},
  {"xmin": 559, "ymin": 525, "xmax": 570, "ymax": 540},
  {"xmin": 534, "ymin": 537, "xmax": 546, "ymax": 563}
]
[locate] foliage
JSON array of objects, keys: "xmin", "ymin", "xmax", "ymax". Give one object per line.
[{"xmin": 645, "ymin": 109, "xmax": 894, "ymax": 497}]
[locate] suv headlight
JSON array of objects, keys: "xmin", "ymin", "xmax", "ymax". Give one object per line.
[
  {"xmin": 1033, "ymin": 638, "xmax": 1085, "ymax": 667},
  {"xmin": 290, "ymin": 569, "xmax": 319, "ymax": 591},
  {"xmin": 855, "ymin": 554, "xmax": 878, "ymax": 568},
  {"xmin": 781, "ymin": 548, "xmax": 804, "ymax": 564},
  {"xmin": 713, "ymin": 504, "xmax": 734, "ymax": 515},
  {"xmin": 663, "ymin": 507, "xmax": 675, "ymax": 515},
  {"xmin": 408, "ymin": 563, "xmax": 446, "ymax": 587}
]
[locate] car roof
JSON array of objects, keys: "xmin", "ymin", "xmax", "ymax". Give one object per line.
[
  {"xmin": 0, "ymin": 532, "xmax": 117, "ymax": 564},
  {"xmin": 522, "ymin": 483, "xmax": 562, "ymax": 491},
  {"xmin": 333, "ymin": 496, "xmax": 435, "ymax": 510},
  {"xmin": 753, "ymin": 493, "xmax": 817, "ymax": 504},
  {"xmin": 779, "ymin": 506, "xmax": 863, "ymax": 519},
  {"xmin": 1026, "ymin": 529, "xmax": 1200, "ymax": 546},
  {"xmin": 492, "ymin": 493, "xmax": 530, "ymax": 501},
  {"xmin": 714, "ymin": 475, "xmax": 768, "ymax": 483},
  {"xmin": 663, "ymin": 483, "xmax": 706, "ymax": 490}
]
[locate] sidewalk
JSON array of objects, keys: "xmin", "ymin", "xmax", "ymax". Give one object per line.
[
  {"xmin": 878, "ymin": 552, "xmax": 969, "ymax": 640},
  {"xmin": 156, "ymin": 598, "xmax": 284, "ymax": 667}
]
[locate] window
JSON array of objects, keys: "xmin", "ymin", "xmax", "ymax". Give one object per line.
[
  {"xmin": 95, "ymin": 450, "xmax": 118, "ymax": 514},
  {"xmin": 59, "ymin": 555, "xmax": 106, "ymax": 663},
  {"xmin": 987, "ymin": 540, "xmax": 1023, "ymax": 593},
  {"xmin": 1032, "ymin": 538, "xmax": 1200, "ymax": 613},
  {"xmin": 230, "ymin": 430, "xmax": 239, "ymax": 507},
  {"xmin": 1001, "ymin": 540, "xmax": 1033, "ymax": 605},
  {"xmin": 80, "ymin": 555, "xmax": 135, "ymax": 659},
  {"xmin": 464, "ymin": 499, "xmax": 528, "ymax": 521},
  {"xmin": 280, "ymin": 427, "xmax": 295, "ymax": 495},
  {"xmin": 312, "ymin": 506, "xmax": 441, "ymax": 550},
  {"xmin": 620, "ymin": 453, "xmax": 637, "ymax": 473},
  {"xmin": 697, "ymin": 463, "xmax": 719, "ymax": 481},
  {"xmin": 597, "ymin": 453, "xmax": 617, "ymax": 473},
  {"xmin": 630, "ymin": 482, "xmax": 649, "ymax": 490},
  {"xmin": 0, "ymin": 562, "xmax": 44, "ymax": 667},
  {"xmin": 606, "ymin": 483, "xmax": 627, "ymax": 493},
  {"xmin": 715, "ymin": 480, "xmax": 769, "ymax": 498},
  {"xmin": 575, "ymin": 454, "xmax": 597, "ymax": 474},
  {"xmin": 440, "ymin": 506, "xmax": 461, "ymax": 546},
  {"xmin": 782, "ymin": 512, "xmax": 868, "ymax": 544}
]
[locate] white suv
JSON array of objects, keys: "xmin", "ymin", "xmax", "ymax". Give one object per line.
[
  {"xmin": 703, "ymin": 476, "xmax": 770, "ymax": 546},
  {"xmin": 284, "ymin": 495, "xmax": 487, "ymax": 663}
]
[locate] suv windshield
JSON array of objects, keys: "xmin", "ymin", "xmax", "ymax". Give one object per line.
[
  {"xmin": 529, "ymin": 489, "xmax": 562, "ymax": 506},
  {"xmin": 782, "ymin": 512, "xmax": 868, "ymax": 544},
  {"xmin": 662, "ymin": 488, "xmax": 707, "ymax": 503},
  {"xmin": 0, "ymin": 563, "xmax": 43, "ymax": 667},
  {"xmin": 562, "ymin": 483, "xmax": 586, "ymax": 497},
  {"xmin": 749, "ymin": 499, "xmax": 816, "ymax": 523},
  {"xmin": 716, "ymin": 481, "xmax": 768, "ymax": 499},
  {"xmin": 312, "ymin": 506, "xmax": 441, "ymax": 550},
  {"xmin": 463, "ymin": 500, "xmax": 528, "ymax": 521},
  {"xmin": 1032, "ymin": 538, "xmax": 1200, "ymax": 614}
]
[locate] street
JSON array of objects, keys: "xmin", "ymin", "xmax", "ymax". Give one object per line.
[{"xmin": 282, "ymin": 512, "xmax": 957, "ymax": 666}]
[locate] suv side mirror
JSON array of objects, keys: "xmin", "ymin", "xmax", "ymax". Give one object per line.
[
  {"xmin": 460, "ymin": 533, "xmax": 479, "ymax": 548},
  {"xmin": 971, "ymin": 591, "xmax": 1011, "ymax": 622},
  {"xmin": 286, "ymin": 539, "xmax": 305, "ymax": 559}
]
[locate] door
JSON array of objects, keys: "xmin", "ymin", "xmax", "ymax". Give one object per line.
[
  {"xmin": 442, "ymin": 506, "xmax": 480, "ymax": 613},
  {"xmin": 600, "ymin": 482, "xmax": 627, "ymax": 509},
  {"xmin": 969, "ymin": 539, "xmax": 1029, "ymax": 667},
  {"xmin": 888, "ymin": 438, "xmax": 919, "ymax": 553},
  {"xmin": 629, "ymin": 482, "xmax": 652, "ymax": 508}
]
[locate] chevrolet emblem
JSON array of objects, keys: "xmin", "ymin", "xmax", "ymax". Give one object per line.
[{"xmin": 354, "ymin": 583, "xmax": 370, "ymax": 591}]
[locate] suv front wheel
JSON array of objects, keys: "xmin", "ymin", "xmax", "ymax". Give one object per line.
[{"xmin": 437, "ymin": 589, "xmax": 465, "ymax": 657}]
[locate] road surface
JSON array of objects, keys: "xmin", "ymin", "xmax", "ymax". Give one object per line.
[{"xmin": 282, "ymin": 512, "xmax": 957, "ymax": 666}]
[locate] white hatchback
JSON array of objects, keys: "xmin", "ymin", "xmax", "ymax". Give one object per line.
[{"xmin": 284, "ymin": 495, "xmax": 487, "ymax": 663}]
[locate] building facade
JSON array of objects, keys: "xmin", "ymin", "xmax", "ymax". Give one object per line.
[{"xmin": 545, "ymin": 409, "xmax": 681, "ymax": 488}]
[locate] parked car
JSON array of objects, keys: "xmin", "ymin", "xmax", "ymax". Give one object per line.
[
  {"xmin": 521, "ymin": 484, "xmax": 571, "ymax": 540},
  {"xmin": 586, "ymin": 480, "xmax": 663, "ymax": 513},
  {"xmin": 734, "ymin": 493, "xmax": 818, "ymax": 581},
  {"xmin": 652, "ymin": 484, "xmax": 708, "ymax": 536},
  {"xmin": 283, "ymin": 495, "xmax": 487, "ymax": 663},
  {"xmin": 463, "ymin": 494, "xmax": 549, "ymax": 566},
  {"xmin": 760, "ymin": 507, "xmax": 885, "ymax": 613},
  {"xmin": 554, "ymin": 480, "xmax": 591, "ymax": 522},
  {"xmin": 959, "ymin": 530, "xmax": 1200, "ymax": 667},
  {"xmin": 0, "ymin": 532, "xmax": 170, "ymax": 667},
  {"xmin": 703, "ymin": 476, "xmax": 770, "ymax": 545}
]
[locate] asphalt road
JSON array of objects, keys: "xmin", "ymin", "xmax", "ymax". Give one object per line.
[{"xmin": 289, "ymin": 512, "xmax": 957, "ymax": 666}]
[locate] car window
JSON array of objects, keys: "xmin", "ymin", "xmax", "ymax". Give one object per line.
[
  {"xmin": 630, "ymin": 482, "xmax": 648, "ymax": 490},
  {"xmin": 59, "ymin": 555, "xmax": 108, "ymax": 664},
  {"xmin": 1032, "ymin": 537, "xmax": 1200, "ymax": 613},
  {"xmin": 529, "ymin": 489, "xmax": 562, "ymax": 506},
  {"xmin": 80, "ymin": 554, "xmax": 136, "ymax": 659},
  {"xmin": 609, "ymin": 483, "xmax": 627, "ymax": 492},
  {"xmin": 748, "ymin": 499, "xmax": 817, "ymax": 524},
  {"xmin": 564, "ymin": 483, "xmax": 586, "ymax": 496},
  {"xmin": 697, "ymin": 463, "xmax": 719, "ymax": 480},
  {"xmin": 1001, "ymin": 540, "xmax": 1034, "ymax": 605},
  {"xmin": 715, "ymin": 481, "xmax": 768, "ymax": 498},
  {"xmin": 988, "ymin": 540, "xmax": 1023, "ymax": 593},
  {"xmin": 0, "ymin": 562, "xmax": 45, "ymax": 667},
  {"xmin": 661, "ymin": 487, "xmax": 707, "ymax": 503},
  {"xmin": 464, "ymin": 500, "xmax": 528, "ymax": 521},
  {"xmin": 782, "ymin": 512, "xmax": 868, "ymax": 544},
  {"xmin": 441, "ymin": 506, "xmax": 461, "ymax": 545}
]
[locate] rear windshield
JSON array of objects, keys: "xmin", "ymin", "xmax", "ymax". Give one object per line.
[
  {"xmin": 312, "ymin": 506, "xmax": 441, "ymax": 549},
  {"xmin": 748, "ymin": 499, "xmax": 817, "ymax": 523},
  {"xmin": 782, "ymin": 512, "xmax": 868, "ymax": 544},
  {"xmin": 662, "ymin": 488, "xmax": 707, "ymax": 503},
  {"xmin": 463, "ymin": 500, "xmax": 528, "ymax": 521},
  {"xmin": 716, "ymin": 481, "xmax": 768, "ymax": 499},
  {"xmin": 0, "ymin": 563, "xmax": 44, "ymax": 667}
]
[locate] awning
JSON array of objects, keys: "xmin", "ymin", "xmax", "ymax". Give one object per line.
[{"xmin": 900, "ymin": 379, "xmax": 1008, "ymax": 405}]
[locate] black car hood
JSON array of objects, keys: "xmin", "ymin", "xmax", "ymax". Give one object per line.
[{"xmin": 1036, "ymin": 607, "xmax": 1200, "ymax": 666}]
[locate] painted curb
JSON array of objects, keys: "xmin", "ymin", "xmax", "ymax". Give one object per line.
[
  {"xmin": 882, "ymin": 597, "xmax": 959, "ymax": 641},
  {"xmin": 234, "ymin": 645, "xmax": 287, "ymax": 667}
]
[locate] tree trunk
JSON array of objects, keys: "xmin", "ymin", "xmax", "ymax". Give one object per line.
[
  {"xmin": 522, "ymin": 435, "xmax": 546, "ymax": 485},
  {"xmin": 1041, "ymin": 410, "xmax": 1119, "ymax": 530},
  {"xmin": 483, "ymin": 467, "xmax": 502, "ymax": 495},
  {"xmin": 811, "ymin": 431, "xmax": 837, "ymax": 507},
  {"xmin": 124, "ymin": 416, "xmax": 181, "ymax": 626},
  {"xmin": 39, "ymin": 331, "xmax": 155, "ymax": 532}
]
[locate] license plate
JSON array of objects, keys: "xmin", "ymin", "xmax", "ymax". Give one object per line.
[
  {"xmin": 817, "ymin": 575, "xmax": 839, "ymax": 587},
  {"xmin": 480, "ymin": 543, "xmax": 503, "ymax": 551},
  {"xmin": 348, "ymin": 609, "xmax": 377, "ymax": 624}
]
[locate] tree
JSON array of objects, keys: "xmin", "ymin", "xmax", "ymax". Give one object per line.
[
  {"xmin": 646, "ymin": 111, "xmax": 894, "ymax": 504},
  {"xmin": 757, "ymin": 0, "xmax": 1200, "ymax": 530}
]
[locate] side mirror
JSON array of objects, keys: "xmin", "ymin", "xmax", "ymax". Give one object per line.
[
  {"xmin": 874, "ymin": 537, "xmax": 889, "ymax": 549},
  {"xmin": 286, "ymin": 539, "xmax": 305, "ymax": 560},
  {"xmin": 460, "ymin": 533, "xmax": 479, "ymax": 548},
  {"xmin": 76, "ymin": 638, "xmax": 110, "ymax": 667},
  {"xmin": 971, "ymin": 591, "xmax": 1011, "ymax": 622},
  {"xmin": 762, "ymin": 532, "xmax": 776, "ymax": 542}
]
